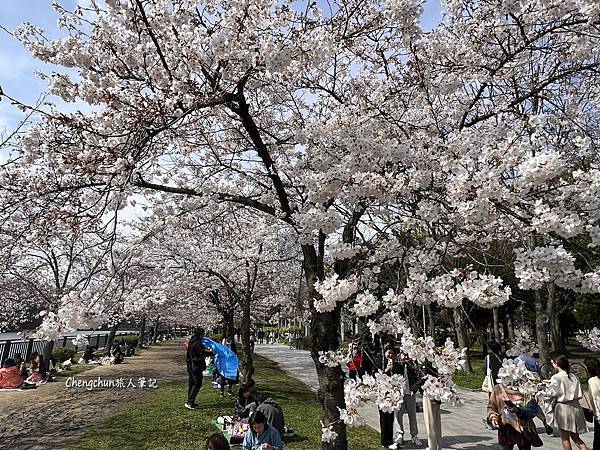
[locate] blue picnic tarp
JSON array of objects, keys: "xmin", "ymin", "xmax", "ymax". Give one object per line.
[{"xmin": 201, "ymin": 338, "xmax": 239, "ymax": 380}]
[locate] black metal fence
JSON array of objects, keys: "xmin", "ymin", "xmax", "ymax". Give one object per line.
[{"xmin": 0, "ymin": 331, "xmax": 137, "ymax": 363}]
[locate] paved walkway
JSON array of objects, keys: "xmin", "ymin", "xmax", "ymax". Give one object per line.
[{"xmin": 256, "ymin": 344, "xmax": 587, "ymax": 449}]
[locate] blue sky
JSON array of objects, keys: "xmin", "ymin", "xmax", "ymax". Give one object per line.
[
  {"xmin": 0, "ymin": 1, "xmax": 82, "ymax": 130},
  {"xmin": 0, "ymin": 0, "xmax": 442, "ymax": 132}
]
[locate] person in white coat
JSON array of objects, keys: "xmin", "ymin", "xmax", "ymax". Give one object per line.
[{"xmin": 549, "ymin": 355, "xmax": 589, "ymax": 450}]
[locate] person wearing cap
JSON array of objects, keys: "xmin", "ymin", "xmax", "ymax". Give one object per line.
[{"xmin": 0, "ymin": 358, "xmax": 25, "ymax": 389}]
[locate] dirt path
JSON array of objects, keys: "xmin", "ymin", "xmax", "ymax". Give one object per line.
[{"xmin": 0, "ymin": 341, "xmax": 188, "ymax": 450}]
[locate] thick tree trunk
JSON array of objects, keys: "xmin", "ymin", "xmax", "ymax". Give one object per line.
[
  {"xmin": 304, "ymin": 243, "xmax": 347, "ymax": 450},
  {"xmin": 138, "ymin": 315, "xmax": 146, "ymax": 349},
  {"xmin": 535, "ymin": 289, "xmax": 550, "ymax": 366},
  {"xmin": 152, "ymin": 316, "xmax": 160, "ymax": 342},
  {"xmin": 106, "ymin": 322, "xmax": 121, "ymax": 352},
  {"xmin": 240, "ymin": 294, "xmax": 254, "ymax": 384},
  {"xmin": 492, "ymin": 307, "xmax": 501, "ymax": 342},
  {"xmin": 43, "ymin": 340, "xmax": 54, "ymax": 373},
  {"xmin": 548, "ymin": 283, "xmax": 565, "ymax": 354},
  {"xmin": 222, "ymin": 308, "xmax": 235, "ymax": 339},
  {"xmin": 427, "ymin": 304, "xmax": 436, "ymax": 342},
  {"xmin": 506, "ymin": 314, "xmax": 515, "ymax": 342},
  {"xmin": 453, "ymin": 306, "xmax": 473, "ymax": 373}
]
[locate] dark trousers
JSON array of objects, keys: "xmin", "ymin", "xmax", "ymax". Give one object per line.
[
  {"xmin": 187, "ymin": 365, "xmax": 203, "ymax": 404},
  {"xmin": 379, "ymin": 409, "xmax": 395, "ymax": 446},
  {"xmin": 594, "ymin": 419, "xmax": 600, "ymax": 450},
  {"xmin": 220, "ymin": 378, "xmax": 234, "ymax": 394}
]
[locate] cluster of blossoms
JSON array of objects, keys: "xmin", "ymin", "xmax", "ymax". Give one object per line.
[
  {"xmin": 341, "ymin": 371, "xmax": 406, "ymax": 424},
  {"xmin": 320, "ymin": 423, "xmax": 338, "ymax": 444},
  {"xmin": 430, "ymin": 269, "xmax": 511, "ymax": 309},
  {"xmin": 576, "ymin": 328, "xmax": 600, "ymax": 352},
  {"xmin": 313, "ymin": 274, "xmax": 358, "ymax": 313},
  {"xmin": 352, "ymin": 291, "xmax": 380, "ymax": 317},
  {"xmin": 506, "ymin": 329, "xmax": 538, "ymax": 357},
  {"xmin": 34, "ymin": 290, "xmax": 106, "ymax": 340},
  {"xmin": 514, "ymin": 246, "xmax": 600, "ymax": 294},
  {"xmin": 400, "ymin": 333, "xmax": 466, "ymax": 377},
  {"xmin": 399, "ymin": 267, "xmax": 511, "ymax": 309},
  {"xmin": 367, "ymin": 310, "xmax": 406, "ymax": 336},
  {"xmin": 421, "ymin": 375, "xmax": 462, "ymax": 405},
  {"xmin": 497, "ymin": 359, "xmax": 557, "ymax": 399},
  {"xmin": 318, "ymin": 350, "xmax": 348, "ymax": 368}
]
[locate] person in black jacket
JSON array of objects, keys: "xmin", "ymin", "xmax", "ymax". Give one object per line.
[
  {"xmin": 483, "ymin": 341, "xmax": 504, "ymax": 391},
  {"xmin": 185, "ymin": 327, "xmax": 209, "ymax": 409},
  {"xmin": 380, "ymin": 343, "xmax": 402, "ymax": 449}
]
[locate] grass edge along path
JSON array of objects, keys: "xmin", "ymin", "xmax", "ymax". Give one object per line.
[{"xmin": 74, "ymin": 354, "xmax": 381, "ymax": 450}]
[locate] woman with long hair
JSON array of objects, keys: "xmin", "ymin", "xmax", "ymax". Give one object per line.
[
  {"xmin": 550, "ymin": 355, "xmax": 589, "ymax": 450},
  {"xmin": 26, "ymin": 354, "xmax": 46, "ymax": 383}
]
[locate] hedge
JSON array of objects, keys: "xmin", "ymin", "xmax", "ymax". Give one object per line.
[{"xmin": 52, "ymin": 347, "xmax": 76, "ymax": 364}]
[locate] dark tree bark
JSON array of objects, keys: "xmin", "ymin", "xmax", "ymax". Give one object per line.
[
  {"xmin": 492, "ymin": 307, "xmax": 501, "ymax": 342},
  {"xmin": 43, "ymin": 340, "xmax": 54, "ymax": 373},
  {"xmin": 506, "ymin": 314, "xmax": 515, "ymax": 342},
  {"xmin": 453, "ymin": 306, "xmax": 473, "ymax": 373},
  {"xmin": 535, "ymin": 289, "xmax": 550, "ymax": 366},
  {"xmin": 240, "ymin": 293, "xmax": 254, "ymax": 383},
  {"xmin": 427, "ymin": 304, "xmax": 436, "ymax": 342},
  {"xmin": 152, "ymin": 316, "xmax": 160, "ymax": 342},
  {"xmin": 105, "ymin": 321, "xmax": 121, "ymax": 352},
  {"xmin": 138, "ymin": 315, "xmax": 146, "ymax": 349},
  {"xmin": 548, "ymin": 283, "xmax": 565, "ymax": 353}
]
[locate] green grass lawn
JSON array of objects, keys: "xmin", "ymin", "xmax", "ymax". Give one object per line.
[
  {"xmin": 74, "ymin": 354, "xmax": 381, "ymax": 450},
  {"xmin": 453, "ymin": 355, "xmax": 485, "ymax": 390}
]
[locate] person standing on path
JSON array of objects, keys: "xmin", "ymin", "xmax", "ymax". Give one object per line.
[
  {"xmin": 484, "ymin": 341, "xmax": 505, "ymax": 391},
  {"xmin": 412, "ymin": 362, "xmax": 443, "ymax": 450},
  {"xmin": 379, "ymin": 343, "xmax": 401, "ymax": 449},
  {"xmin": 549, "ymin": 355, "xmax": 589, "ymax": 450},
  {"xmin": 487, "ymin": 381, "xmax": 541, "ymax": 450},
  {"xmin": 584, "ymin": 358, "xmax": 600, "ymax": 450},
  {"xmin": 185, "ymin": 327, "xmax": 209, "ymax": 410},
  {"xmin": 394, "ymin": 352, "xmax": 421, "ymax": 447}
]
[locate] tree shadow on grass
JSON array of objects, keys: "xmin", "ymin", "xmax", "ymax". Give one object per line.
[{"xmin": 284, "ymin": 434, "xmax": 309, "ymax": 444}]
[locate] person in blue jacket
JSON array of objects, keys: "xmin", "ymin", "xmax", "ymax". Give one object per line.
[{"xmin": 243, "ymin": 411, "xmax": 283, "ymax": 450}]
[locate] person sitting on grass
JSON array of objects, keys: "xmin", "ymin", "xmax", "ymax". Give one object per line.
[
  {"xmin": 0, "ymin": 358, "xmax": 25, "ymax": 389},
  {"xmin": 82, "ymin": 345, "xmax": 96, "ymax": 363},
  {"xmin": 26, "ymin": 353, "xmax": 47, "ymax": 383},
  {"xmin": 111, "ymin": 342, "xmax": 124, "ymax": 364},
  {"xmin": 236, "ymin": 382, "xmax": 258, "ymax": 415},
  {"xmin": 243, "ymin": 411, "xmax": 283, "ymax": 450},
  {"xmin": 14, "ymin": 353, "xmax": 27, "ymax": 380},
  {"xmin": 205, "ymin": 432, "xmax": 231, "ymax": 450},
  {"xmin": 236, "ymin": 384, "xmax": 285, "ymax": 439}
]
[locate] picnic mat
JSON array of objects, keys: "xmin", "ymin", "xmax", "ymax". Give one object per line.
[{"xmin": 211, "ymin": 419, "xmax": 246, "ymax": 446}]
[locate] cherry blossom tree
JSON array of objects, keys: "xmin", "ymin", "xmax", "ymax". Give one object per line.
[{"xmin": 128, "ymin": 204, "xmax": 300, "ymax": 381}]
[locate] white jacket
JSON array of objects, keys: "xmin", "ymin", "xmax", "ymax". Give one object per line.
[
  {"xmin": 550, "ymin": 370, "xmax": 583, "ymax": 403},
  {"xmin": 587, "ymin": 376, "xmax": 600, "ymax": 419}
]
